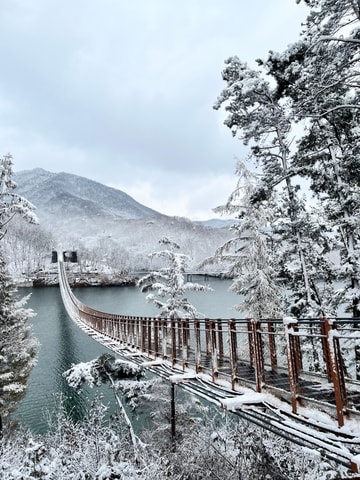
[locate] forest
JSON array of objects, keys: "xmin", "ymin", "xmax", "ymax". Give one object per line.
[{"xmin": 1, "ymin": 0, "xmax": 360, "ymax": 478}]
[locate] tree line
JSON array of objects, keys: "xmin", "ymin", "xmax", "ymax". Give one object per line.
[
  {"xmin": 210, "ymin": 0, "xmax": 360, "ymax": 320},
  {"xmin": 1, "ymin": 0, "xmax": 360, "ymax": 478}
]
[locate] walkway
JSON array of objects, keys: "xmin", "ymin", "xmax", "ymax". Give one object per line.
[{"xmin": 58, "ymin": 260, "xmax": 360, "ymax": 473}]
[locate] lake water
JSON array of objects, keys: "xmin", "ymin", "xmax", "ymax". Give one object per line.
[{"xmin": 15, "ymin": 276, "xmax": 241, "ymax": 433}]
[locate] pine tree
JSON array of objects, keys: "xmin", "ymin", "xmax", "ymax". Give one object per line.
[
  {"xmin": 0, "ymin": 154, "xmax": 37, "ymax": 238},
  {"xmin": 138, "ymin": 238, "xmax": 211, "ymax": 319},
  {"xmin": 0, "ymin": 153, "xmax": 38, "ymax": 430},
  {"xmin": 262, "ymin": 0, "xmax": 360, "ymax": 315},
  {"xmin": 214, "ymin": 59, "xmax": 331, "ymax": 316},
  {"xmin": 0, "ymin": 256, "xmax": 38, "ymax": 430},
  {"xmin": 201, "ymin": 161, "xmax": 282, "ymax": 319}
]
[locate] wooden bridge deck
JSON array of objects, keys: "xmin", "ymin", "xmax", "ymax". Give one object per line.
[{"xmin": 58, "ymin": 260, "xmax": 360, "ymax": 473}]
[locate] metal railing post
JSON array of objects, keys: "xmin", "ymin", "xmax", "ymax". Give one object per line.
[
  {"xmin": 284, "ymin": 318, "xmax": 301, "ymax": 414},
  {"xmin": 181, "ymin": 319, "xmax": 189, "ymax": 370},
  {"xmin": 250, "ymin": 320, "xmax": 264, "ymax": 392},
  {"xmin": 228, "ymin": 319, "xmax": 238, "ymax": 390},
  {"xmin": 209, "ymin": 320, "xmax": 218, "ymax": 381},
  {"xmin": 321, "ymin": 318, "xmax": 348, "ymax": 427},
  {"xmin": 194, "ymin": 318, "xmax": 202, "ymax": 373},
  {"xmin": 171, "ymin": 318, "xmax": 176, "ymax": 367},
  {"xmin": 217, "ymin": 318, "xmax": 224, "ymax": 358},
  {"xmin": 268, "ymin": 320, "xmax": 277, "ymax": 373}
]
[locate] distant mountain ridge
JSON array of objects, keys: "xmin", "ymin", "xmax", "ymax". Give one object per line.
[
  {"xmin": 10, "ymin": 168, "xmax": 233, "ymax": 273},
  {"xmin": 14, "ymin": 168, "xmax": 163, "ymax": 222}
]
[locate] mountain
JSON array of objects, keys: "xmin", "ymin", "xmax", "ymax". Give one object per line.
[
  {"xmin": 14, "ymin": 168, "xmax": 163, "ymax": 222},
  {"xmin": 10, "ymin": 168, "xmax": 232, "ymax": 274}
]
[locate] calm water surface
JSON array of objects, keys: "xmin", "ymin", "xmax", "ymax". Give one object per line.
[{"xmin": 15, "ymin": 276, "xmax": 241, "ymax": 433}]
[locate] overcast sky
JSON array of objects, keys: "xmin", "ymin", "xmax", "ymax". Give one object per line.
[{"xmin": 0, "ymin": 0, "xmax": 308, "ymax": 220}]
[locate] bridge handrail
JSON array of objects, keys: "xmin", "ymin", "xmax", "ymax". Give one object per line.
[
  {"xmin": 58, "ymin": 261, "xmax": 360, "ymax": 424},
  {"xmin": 59, "ymin": 263, "xmax": 360, "ymax": 326},
  {"xmin": 57, "ymin": 260, "xmax": 360, "ymax": 472}
]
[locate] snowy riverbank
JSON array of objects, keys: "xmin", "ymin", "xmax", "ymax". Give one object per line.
[{"xmin": 18, "ymin": 271, "xmax": 137, "ymax": 288}]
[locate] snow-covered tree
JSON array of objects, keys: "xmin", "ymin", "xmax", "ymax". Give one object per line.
[
  {"xmin": 214, "ymin": 59, "xmax": 333, "ymax": 317},
  {"xmin": 0, "ymin": 259, "xmax": 38, "ymax": 431},
  {"xmin": 138, "ymin": 238, "xmax": 211, "ymax": 319},
  {"xmin": 151, "ymin": 406, "xmax": 346, "ymax": 480},
  {"xmin": 3, "ymin": 218, "xmax": 54, "ymax": 280},
  {"xmin": 0, "ymin": 154, "xmax": 37, "ymax": 239},
  {"xmin": 0, "ymin": 396, "xmax": 167, "ymax": 480},
  {"xmin": 64, "ymin": 353, "xmax": 146, "ymax": 458},
  {"xmin": 201, "ymin": 161, "xmax": 282, "ymax": 319},
  {"xmin": 64, "ymin": 354, "xmax": 144, "ymax": 390},
  {"xmin": 1, "ymin": 386, "xmax": 348, "ymax": 479},
  {"xmin": 0, "ymin": 154, "xmax": 39, "ymax": 430},
  {"xmin": 261, "ymin": 0, "xmax": 360, "ymax": 316}
]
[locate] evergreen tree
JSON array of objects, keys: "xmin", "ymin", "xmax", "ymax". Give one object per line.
[
  {"xmin": 262, "ymin": 0, "xmax": 360, "ymax": 315},
  {"xmin": 214, "ymin": 59, "xmax": 331, "ymax": 316},
  {"xmin": 0, "ymin": 257, "xmax": 38, "ymax": 431},
  {"xmin": 138, "ymin": 237, "xmax": 211, "ymax": 319},
  {"xmin": 0, "ymin": 153, "xmax": 38, "ymax": 430},
  {"xmin": 0, "ymin": 154, "xmax": 37, "ymax": 239},
  {"xmin": 201, "ymin": 161, "xmax": 282, "ymax": 319}
]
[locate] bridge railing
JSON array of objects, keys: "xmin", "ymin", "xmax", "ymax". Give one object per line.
[{"xmin": 58, "ymin": 261, "xmax": 360, "ymax": 428}]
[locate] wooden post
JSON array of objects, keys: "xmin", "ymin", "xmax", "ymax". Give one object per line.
[
  {"xmin": 124, "ymin": 317, "xmax": 128, "ymax": 345},
  {"xmin": 161, "ymin": 318, "xmax": 168, "ymax": 359},
  {"xmin": 129, "ymin": 318, "xmax": 134, "ymax": 346},
  {"xmin": 177, "ymin": 318, "xmax": 182, "ymax": 348},
  {"xmin": 135, "ymin": 317, "xmax": 140, "ymax": 349},
  {"xmin": 153, "ymin": 318, "xmax": 159, "ymax": 357},
  {"xmin": 320, "ymin": 318, "xmax": 332, "ymax": 381},
  {"xmin": 247, "ymin": 319, "xmax": 254, "ymax": 367},
  {"xmin": 182, "ymin": 319, "xmax": 189, "ymax": 370},
  {"xmin": 141, "ymin": 318, "xmax": 146, "ymax": 352},
  {"xmin": 205, "ymin": 319, "xmax": 211, "ymax": 355},
  {"xmin": 147, "ymin": 318, "xmax": 152, "ymax": 355}
]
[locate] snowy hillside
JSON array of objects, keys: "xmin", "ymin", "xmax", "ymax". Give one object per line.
[
  {"xmin": 10, "ymin": 168, "xmax": 232, "ymax": 274},
  {"xmin": 14, "ymin": 168, "xmax": 162, "ymax": 222}
]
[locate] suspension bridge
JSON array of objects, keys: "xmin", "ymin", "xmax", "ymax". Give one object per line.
[{"xmin": 58, "ymin": 259, "xmax": 360, "ymax": 474}]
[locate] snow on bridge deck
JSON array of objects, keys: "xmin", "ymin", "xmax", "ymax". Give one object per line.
[{"xmin": 58, "ymin": 260, "xmax": 360, "ymax": 473}]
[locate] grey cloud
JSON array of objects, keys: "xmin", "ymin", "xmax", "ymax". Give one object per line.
[{"xmin": 0, "ymin": 0, "xmax": 308, "ymax": 218}]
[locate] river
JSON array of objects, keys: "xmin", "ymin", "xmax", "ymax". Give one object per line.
[{"xmin": 15, "ymin": 276, "xmax": 241, "ymax": 433}]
